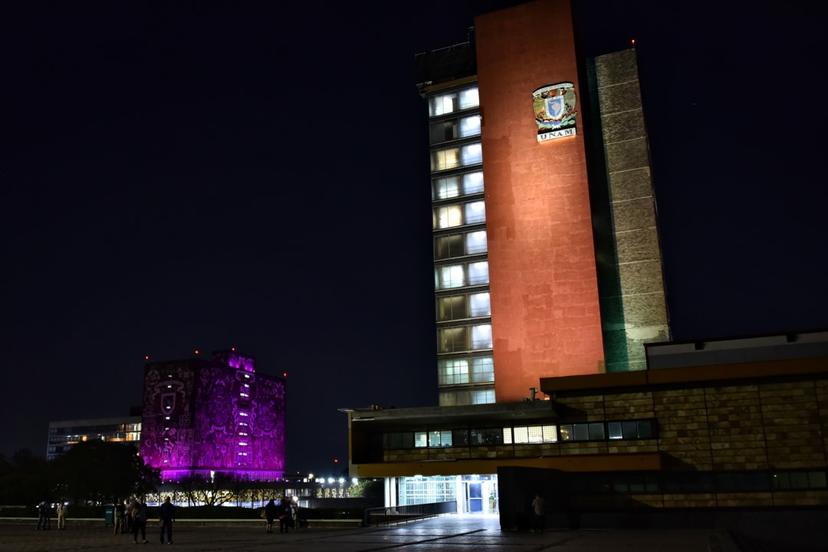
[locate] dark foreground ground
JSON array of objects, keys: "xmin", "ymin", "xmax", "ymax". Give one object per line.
[{"xmin": 0, "ymin": 515, "xmax": 735, "ymax": 552}]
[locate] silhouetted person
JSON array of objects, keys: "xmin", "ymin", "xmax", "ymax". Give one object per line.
[
  {"xmin": 114, "ymin": 501, "xmax": 126, "ymax": 534},
  {"xmin": 279, "ymin": 497, "xmax": 292, "ymax": 533},
  {"xmin": 159, "ymin": 496, "xmax": 175, "ymax": 544},
  {"xmin": 264, "ymin": 499, "xmax": 278, "ymax": 533},
  {"xmin": 36, "ymin": 501, "xmax": 50, "ymax": 530},
  {"xmin": 531, "ymin": 493, "xmax": 545, "ymax": 533},
  {"xmin": 131, "ymin": 500, "xmax": 148, "ymax": 544}
]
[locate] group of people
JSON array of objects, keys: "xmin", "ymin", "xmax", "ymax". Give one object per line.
[
  {"xmin": 262, "ymin": 497, "xmax": 299, "ymax": 534},
  {"xmin": 114, "ymin": 496, "xmax": 175, "ymax": 544},
  {"xmin": 35, "ymin": 501, "xmax": 67, "ymax": 530}
]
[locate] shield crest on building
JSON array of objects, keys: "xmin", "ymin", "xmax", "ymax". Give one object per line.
[{"xmin": 532, "ymin": 82, "xmax": 577, "ymax": 142}]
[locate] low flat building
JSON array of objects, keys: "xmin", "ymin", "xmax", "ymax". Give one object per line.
[{"xmin": 46, "ymin": 416, "xmax": 141, "ymax": 460}]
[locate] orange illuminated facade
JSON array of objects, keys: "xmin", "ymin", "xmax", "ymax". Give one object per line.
[{"xmin": 476, "ymin": 1, "xmax": 605, "ymax": 401}]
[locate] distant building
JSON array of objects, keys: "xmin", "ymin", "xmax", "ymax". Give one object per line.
[
  {"xmin": 140, "ymin": 350, "xmax": 286, "ymax": 482},
  {"xmin": 47, "ymin": 416, "xmax": 141, "ymax": 460}
]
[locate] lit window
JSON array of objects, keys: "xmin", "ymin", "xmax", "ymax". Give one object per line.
[
  {"xmin": 437, "ymin": 265, "xmax": 465, "ymax": 289},
  {"xmin": 471, "ymin": 388, "xmax": 495, "ymax": 404},
  {"xmin": 471, "ymin": 324, "xmax": 492, "ymax": 349},
  {"xmin": 469, "ymin": 292, "xmax": 490, "ymax": 317},
  {"xmin": 414, "ymin": 432, "xmax": 428, "ymax": 448},
  {"xmin": 437, "ymin": 295, "xmax": 467, "ymax": 321},
  {"xmin": 463, "ymin": 172, "xmax": 484, "ymax": 195},
  {"xmin": 429, "ymin": 93, "xmax": 457, "ymax": 117},
  {"xmin": 503, "ymin": 428, "xmax": 512, "ymax": 444},
  {"xmin": 465, "ymin": 231, "xmax": 487, "ymax": 254},
  {"xmin": 464, "ymin": 201, "xmax": 486, "ymax": 224},
  {"xmin": 608, "ymin": 422, "xmax": 623, "ymax": 440},
  {"xmin": 542, "ymin": 425, "xmax": 558, "ymax": 443},
  {"xmin": 461, "ymin": 143, "xmax": 482, "ymax": 165},
  {"xmin": 436, "ymin": 205, "xmax": 463, "ymax": 229},
  {"xmin": 431, "ymin": 147, "xmax": 460, "ymax": 171},
  {"xmin": 459, "ymin": 115, "xmax": 481, "ymax": 137},
  {"xmin": 438, "ymin": 359, "xmax": 469, "ymax": 385},
  {"xmin": 527, "ymin": 426, "xmax": 543, "ymax": 444},
  {"xmin": 513, "ymin": 427, "xmax": 529, "ymax": 444},
  {"xmin": 471, "ymin": 356, "xmax": 494, "ymax": 383},
  {"xmin": 467, "ymin": 261, "xmax": 488, "ymax": 285},
  {"xmin": 428, "ymin": 430, "xmax": 453, "ymax": 448},
  {"xmin": 433, "ymin": 176, "xmax": 461, "ymax": 200},
  {"xmin": 458, "ymin": 87, "xmax": 479, "ymax": 109}
]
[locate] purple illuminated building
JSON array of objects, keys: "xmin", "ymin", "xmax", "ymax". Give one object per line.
[{"xmin": 140, "ymin": 350, "xmax": 286, "ymax": 482}]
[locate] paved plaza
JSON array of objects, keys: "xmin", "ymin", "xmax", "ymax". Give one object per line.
[{"xmin": 0, "ymin": 515, "xmax": 733, "ymax": 552}]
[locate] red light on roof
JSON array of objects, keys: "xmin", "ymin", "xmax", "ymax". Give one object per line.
[
  {"xmin": 231, "ymin": 346, "xmax": 236, "ymax": 352},
  {"xmin": 282, "ymin": 371, "xmax": 288, "ymax": 378},
  {"xmin": 144, "ymin": 355, "xmax": 150, "ymax": 361},
  {"xmin": 194, "ymin": 349, "xmax": 200, "ymax": 355},
  {"xmin": 333, "ymin": 457, "xmax": 340, "ymax": 464},
  {"xmin": 630, "ymin": 38, "xmax": 636, "ymax": 45}
]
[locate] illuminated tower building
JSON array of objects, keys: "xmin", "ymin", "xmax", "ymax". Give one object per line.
[
  {"xmin": 140, "ymin": 350, "xmax": 286, "ymax": 481},
  {"xmin": 417, "ymin": 0, "xmax": 669, "ymax": 405}
]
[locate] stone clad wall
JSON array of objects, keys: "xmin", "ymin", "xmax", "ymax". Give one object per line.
[{"xmin": 594, "ymin": 49, "xmax": 669, "ymax": 372}]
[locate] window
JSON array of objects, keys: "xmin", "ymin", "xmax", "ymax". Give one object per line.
[
  {"xmin": 384, "ymin": 432, "xmax": 414, "ymax": 449},
  {"xmin": 429, "ymin": 430, "xmax": 452, "ymax": 448},
  {"xmin": 433, "ymin": 176, "xmax": 461, "ymax": 200},
  {"xmin": 464, "ymin": 201, "xmax": 486, "ymax": 224},
  {"xmin": 608, "ymin": 422, "xmax": 623, "ymax": 440},
  {"xmin": 470, "ymin": 356, "xmax": 494, "ymax": 383},
  {"xmin": 467, "ymin": 261, "xmax": 489, "ymax": 285},
  {"xmin": 435, "ymin": 234, "xmax": 464, "ymax": 259},
  {"xmin": 437, "ymin": 295, "xmax": 467, "ymax": 321},
  {"xmin": 608, "ymin": 420, "xmax": 655, "ymax": 440},
  {"xmin": 437, "ymin": 265, "xmax": 464, "ymax": 289},
  {"xmin": 452, "ymin": 429, "xmax": 469, "ymax": 446},
  {"xmin": 470, "ymin": 427, "xmax": 502, "ymax": 445},
  {"xmin": 414, "ymin": 432, "xmax": 428, "ymax": 448},
  {"xmin": 542, "ymin": 425, "xmax": 557, "ymax": 443},
  {"xmin": 471, "ymin": 388, "xmax": 495, "ymax": 404},
  {"xmin": 773, "ymin": 471, "xmax": 828, "ymax": 490},
  {"xmin": 463, "ymin": 172, "xmax": 484, "ymax": 194},
  {"xmin": 461, "ymin": 143, "xmax": 482, "ymax": 165},
  {"xmin": 438, "ymin": 359, "xmax": 469, "ymax": 385},
  {"xmin": 435, "ymin": 205, "xmax": 462, "ymax": 229},
  {"xmin": 513, "ymin": 426, "xmax": 529, "ymax": 444},
  {"xmin": 502, "ymin": 428, "xmax": 512, "ymax": 444},
  {"xmin": 429, "ymin": 93, "xmax": 456, "ymax": 117},
  {"xmin": 431, "ymin": 148, "xmax": 460, "ymax": 171},
  {"xmin": 458, "ymin": 87, "xmax": 479, "ymax": 109},
  {"xmin": 459, "ymin": 115, "xmax": 481, "ymax": 137},
  {"xmin": 439, "ymin": 327, "xmax": 467, "ymax": 353},
  {"xmin": 560, "ymin": 423, "xmax": 603, "ymax": 441},
  {"xmin": 465, "ymin": 231, "xmax": 487, "ymax": 255},
  {"xmin": 430, "ymin": 120, "xmax": 458, "ymax": 143},
  {"xmin": 471, "ymin": 324, "xmax": 492, "ymax": 349},
  {"xmin": 588, "ymin": 423, "xmax": 605, "ymax": 440},
  {"xmin": 469, "ymin": 292, "xmax": 490, "ymax": 317}
]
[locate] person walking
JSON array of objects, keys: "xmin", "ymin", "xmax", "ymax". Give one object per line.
[
  {"xmin": 159, "ymin": 496, "xmax": 175, "ymax": 544},
  {"xmin": 114, "ymin": 500, "xmax": 126, "ymax": 534},
  {"xmin": 36, "ymin": 500, "xmax": 50, "ymax": 530},
  {"xmin": 56, "ymin": 502, "xmax": 67, "ymax": 530},
  {"xmin": 264, "ymin": 499, "xmax": 278, "ymax": 534},
  {"xmin": 131, "ymin": 500, "xmax": 148, "ymax": 544},
  {"xmin": 125, "ymin": 499, "xmax": 135, "ymax": 534}
]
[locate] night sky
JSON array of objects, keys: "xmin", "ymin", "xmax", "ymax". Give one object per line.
[{"xmin": 2, "ymin": 1, "xmax": 827, "ymax": 475}]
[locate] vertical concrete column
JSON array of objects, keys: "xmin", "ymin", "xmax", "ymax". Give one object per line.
[{"xmin": 595, "ymin": 49, "xmax": 670, "ymax": 371}]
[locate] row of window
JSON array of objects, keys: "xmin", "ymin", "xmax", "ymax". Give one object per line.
[
  {"xmin": 429, "ymin": 86, "xmax": 479, "ymax": 117},
  {"xmin": 435, "ymin": 261, "xmax": 489, "ymax": 289},
  {"xmin": 430, "ymin": 114, "xmax": 481, "ymax": 144},
  {"xmin": 433, "ymin": 201, "xmax": 486, "ymax": 230},
  {"xmin": 438, "ymin": 387, "xmax": 496, "ymax": 407},
  {"xmin": 570, "ymin": 470, "xmax": 828, "ymax": 495},
  {"xmin": 438, "ymin": 357, "xmax": 494, "ymax": 386},
  {"xmin": 438, "ymin": 324, "xmax": 492, "ymax": 353},
  {"xmin": 431, "ymin": 143, "xmax": 483, "ymax": 172},
  {"xmin": 433, "ymin": 171, "xmax": 484, "ymax": 201},
  {"xmin": 437, "ymin": 292, "xmax": 490, "ymax": 321},
  {"xmin": 382, "ymin": 420, "xmax": 656, "ymax": 450}
]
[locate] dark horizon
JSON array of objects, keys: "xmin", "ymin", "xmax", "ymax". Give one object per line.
[{"xmin": 2, "ymin": 0, "xmax": 827, "ymax": 474}]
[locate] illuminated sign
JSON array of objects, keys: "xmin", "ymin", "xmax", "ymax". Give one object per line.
[{"xmin": 532, "ymin": 82, "xmax": 577, "ymax": 142}]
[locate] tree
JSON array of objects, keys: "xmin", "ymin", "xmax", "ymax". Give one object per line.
[{"xmin": 52, "ymin": 441, "xmax": 157, "ymax": 504}]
